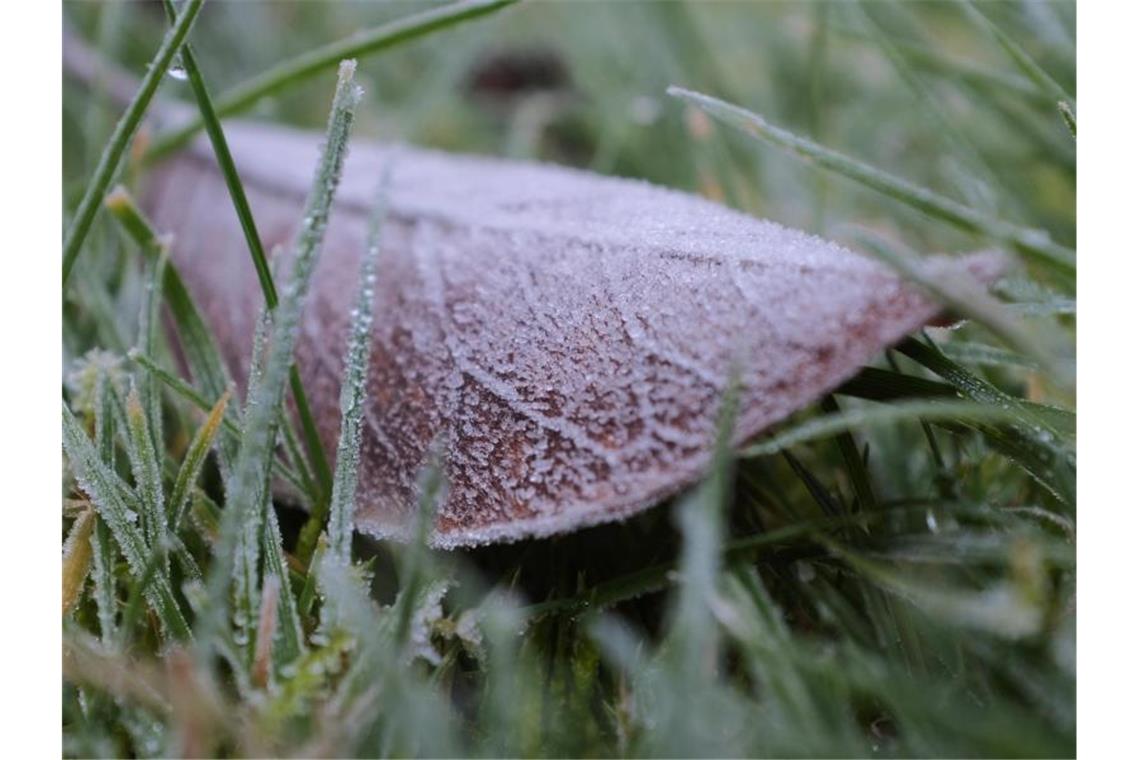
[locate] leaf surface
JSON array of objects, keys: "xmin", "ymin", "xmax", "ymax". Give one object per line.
[{"xmin": 144, "ymin": 121, "xmax": 1004, "ymax": 546}]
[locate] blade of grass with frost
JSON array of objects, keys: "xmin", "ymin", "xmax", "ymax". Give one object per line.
[
  {"xmin": 91, "ymin": 371, "xmax": 120, "ymax": 643},
  {"xmin": 395, "ymin": 457, "xmax": 444, "ymax": 645},
  {"xmin": 106, "ymin": 188, "xmax": 237, "ymax": 469},
  {"xmin": 128, "ymin": 350, "xmax": 310, "ymax": 496},
  {"xmin": 898, "ymin": 337, "xmax": 1073, "ymax": 439},
  {"xmin": 262, "ymin": 505, "xmax": 304, "ymax": 665},
  {"xmin": 327, "ymin": 181, "xmax": 388, "ymax": 565},
  {"xmin": 168, "ymin": 390, "xmax": 229, "ymax": 531},
  {"xmin": 666, "ymin": 87, "xmax": 1075, "ymax": 274},
  {"xmin": 897, "ymin": 338, "xmax": 1075, "ymax": 509},
  {"xmin": 160, "ymin": 0, "xmax": 334, "ymax": 503},
  {"xmin": 90, "ymin": 517, "xmax": 119, "ymax": 643},
  {"xmin": 148, "ymin": 0, "xmax": 519, "ymax": 160},
  {"xmin": 232, "ymin": 306, "xmax": 275, "ymax": 657},
  {"xmin": 124, "ymin": 387, "xmax": 168, "ymax": 562},
  {"xmin": 136, "ymin": 251, "xmax": 168, "ymax": 459},
  {"xmin": 941, "ymin": 341, "xmax": 1039, "ymax": 370},
  {"xmin": 198, "ymin": 61, "xmax": 361, "ymax": 659},
  {"xmin": 1058, "ymin": 101, "xmax": 1076, "ymax": 137},
  {"xmin": 666, "ymin": 380, "xmax": 738, "ymax": 692},
  {"xmin": 960, "ymin": 0, "xmax": 1074, "ymax": 108},
  {"xmin": 63, "ymin": 507, "xmax": 97, "ymax": 615},
  {"xmin": 61, "ymin": 0, "xmax": 205, "ymax": 286},
  {"xmin": 63, "ymin": 403, "xmax": 191, "ymax": 639}
]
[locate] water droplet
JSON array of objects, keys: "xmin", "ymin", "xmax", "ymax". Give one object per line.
[
  {"xmin": 926, "ymin": 509, "xmax": 940, "ymax": 533},
  {"xmin": 168, "ymin": 62, "xmax": 188, "ymax": 81}
]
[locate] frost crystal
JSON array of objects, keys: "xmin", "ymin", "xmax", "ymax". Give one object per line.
[{"xmin": 144, "ymin": 120, "xmax": 1004, "ymax": 547}]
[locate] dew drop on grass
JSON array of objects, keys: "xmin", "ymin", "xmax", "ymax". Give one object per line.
[{"xmin": 167, "ymin": 57, "xmax": 188, "ymax": 81}]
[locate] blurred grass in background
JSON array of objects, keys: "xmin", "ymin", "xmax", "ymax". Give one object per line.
[{"xmin": 62, "ymin": 1, "xmax": 1075, "ymax": 757}]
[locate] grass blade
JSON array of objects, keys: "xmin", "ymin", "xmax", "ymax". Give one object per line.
[
  {"xmin": 63, "ymin": 402, "xmax": 191, "ymax": 640},
  {"xmin": 263, "ymin": 506, "xmax": 305, "ymax": 666},
  {"xmin": 1058, "ymin": 100, "xmax": 1076, "ymax": 138},
  {"xmin": 666, "ymin": 86, "xmax": 1075, "ymax": 274},
  {"xmin": 148, "ymin": 0, "xmax": 519, "ymax": 160},
  {"xmin": 199, "ymin": 60, "xmax": 361, "ymax": 659},
  {"xmin": 61, "ymin": 0, "xmax": 205, "ymax": 285},
  {"xmin": 158, "ymin": 0, "xmax": 334, "ymax": 504},
  {"xmin": 128, "ymin": 349, "xmax": 310, "ymax": 497},
  {"xmin": 63, "ymin": 507, "xmax": 97, "ymax": 615},
  {"xmin": 326, "ymin": 181, "xmax": 388, "ymax": 564},
  {"xmin": 740, "ymin": 399, "xmax": 1032, "ymax": 459},
  {"xmin": 106, "ymin": 188, "xmax": 237, "ymax": 469},
  {"xmin": 124, "ymin": 387, "xmax": 168, "ymax": 560},
  {"xmin": 960, "ymin": 1, "xmax": 1074, "ymax": 107},
  {"xmin": 169, "ymin": 390, "xmax": 230, "ymax": 532}
]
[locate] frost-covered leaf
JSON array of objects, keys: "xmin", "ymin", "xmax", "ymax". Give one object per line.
[{"xmin": 145, "ymin": 117, "xmax": 1005, "ymax": 547}]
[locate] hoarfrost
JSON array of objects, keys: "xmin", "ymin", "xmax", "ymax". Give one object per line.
[{"xmin": 144, "ymin": 120, "xmax": 1005, "ymax": 547}]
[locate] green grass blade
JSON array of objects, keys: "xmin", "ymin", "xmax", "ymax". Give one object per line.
[
  {"xmin": 740, "ymin": 399, "xmax": 1032, "ymax": 459},
  {"xmin": 169, "ymin": 390, "xmax": 230, "ymax": 531},
  {"xmin": 326, "ymin": 182, "xmax": 388, "ymax": 565},
  {"xmin": 63, "ymin": 402, "xmax": 191, "ymax": 640},
  {"xmin": 128, "ymin": 349, "xmax": 310, "ymax": 497},
  {"xmin": 960, "ymin": 1, "xmax": 1074, "ymax": 107},
  {"xmin": 897, "ymin": 338, "xmax": 1073, "ymax": 439},
  {"xmin": 61, "ymin": 0, "xmax": 205, "ymax": 286},
  {"xmin": 124, "ymin": 387, "xmax": 167, "ymax": 558},
  {"xmin": 940, "ymin": 341, "xmax": 1039, "ymax": 370},
  {"xmin": 666, "ymin": 87, "xmax": 1075, "ymax": 274},
  {"xmin": 106, "ymin": 188, "xmax": 237, "ymax": 469},
  {"xmin": 147, "ymin": 0, "xmax": 519, "ymax": 160},
  {"xmin": 158, "ymin": 0, "xmax": 334, "ymax": 503},
  {"xmin": 90, "ymin": 517, "xmax": 119, "ymax": 644},
  {"xmin": 394, "ymin": 459, "xmax": 445, "ymax": 646},
  {"xmin": 136, "ymin": 252, "xmax": 168, "ymax": 458},
  {"xmin": 1058, "ymin": 100, "xmax": 1076, "ymax": 137},
  {"xmin": 263, "ymin": 506, "xmax": 305, "ymax": 665},
  {"xmin": 200, "ymin": 60, "xmax": 361, "ymax": 658},
  {"xmin": 821, "ymin": 395, "xmax": 877, "ymax": 513}
]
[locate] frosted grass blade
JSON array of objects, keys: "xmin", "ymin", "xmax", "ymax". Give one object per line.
[
  {"xmin": 124, "ymin": 387, "xmax": 168, "ymax": 560},
  {"xmin": 63, "ymin": 507, "xmax": 97, "ymax": 615},
  {"xmin": 262, "ymin": 506, "xmax": 305, "ymax": 665},
  {"xmin": 160, "ymin": 0, "xmax": 335, "ymax": 503},
  {"xmin": 63, "ymin": 402, "xmax": 191, "ymax": 639},
  {"xmin": 667, "ymin": 87, "xmax": 1075, "ymax": 274},
  {"xmin": 199, "ymin": 61, "xmax": 361, "ymax": 658},
  {"xmin": 327, "ymin": 182, "xmax": 388, "ymax": 564},
  {"xmin": 168, "ymin": 390, "xmax": 230, "ymax": 531},
  {"xmin": 128, "ymin": 349, "xmax": 310, "ymax": 497},
  {"xmin": 106, "ymin": 188, "xmax": 237, "ymax": 469}
]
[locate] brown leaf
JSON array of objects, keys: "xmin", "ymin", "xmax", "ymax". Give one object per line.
[{"xmin": 142, "ymin": 121, "xmax": 1004, "ymax": 547}]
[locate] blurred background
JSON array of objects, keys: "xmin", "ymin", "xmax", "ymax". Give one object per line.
[{"xmin": 63, "ymin": 0, "xmax": 1075, "ymax": 258}]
